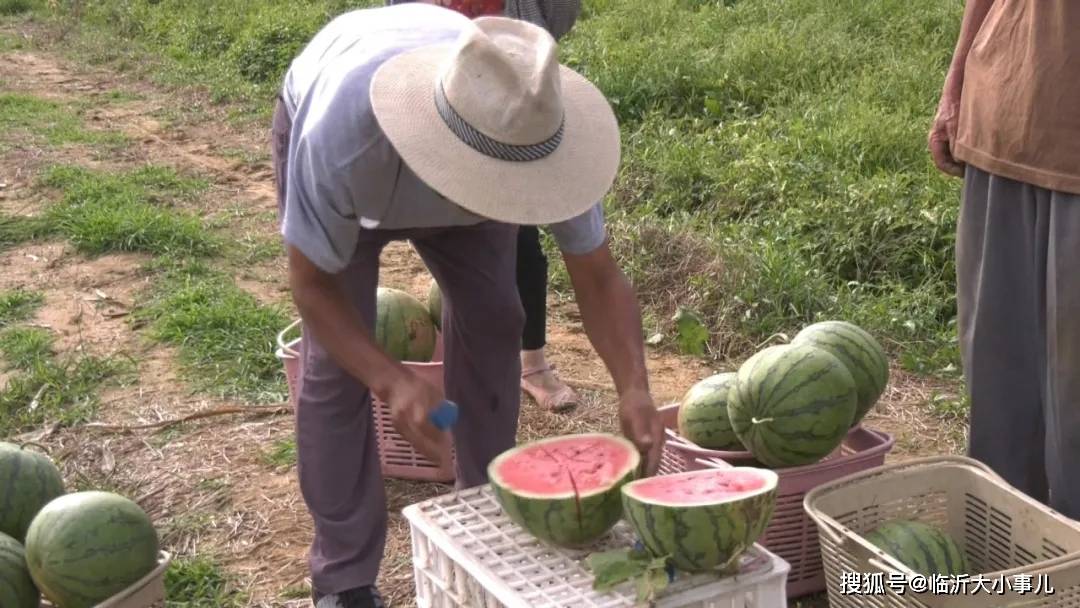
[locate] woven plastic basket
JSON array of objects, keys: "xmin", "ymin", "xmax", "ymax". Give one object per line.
[
  {"xmin": 804, "ymin": 455, "xmax": 1080, "ymax": 607},
  {"xmin": 276, "ymin": 319, "xmax": 455, "ymax": 483},
  {"xmin": 657, "ymin": 403, "xmax": 895, "ymax": 598},
  {"xmin": 403, "ymin": 484, "xmax": 790, "ymax": 607},
  {"xmin": 41, "ymin": 551, "xmax": 171, "ymax": 607}
]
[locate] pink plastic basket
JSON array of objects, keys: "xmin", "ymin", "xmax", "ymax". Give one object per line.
[
  {"xmin": 276, "ymin": 319, "xmax": 456, "ymax": 483},
  {"xmin": 657, "ymin": 403, "xmax": 895, "ymax": 598}
]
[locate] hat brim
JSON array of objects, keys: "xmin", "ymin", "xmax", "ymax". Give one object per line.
[{"xmin": 369, "ymin": 43, "xmax": 621, "ymax": 225}]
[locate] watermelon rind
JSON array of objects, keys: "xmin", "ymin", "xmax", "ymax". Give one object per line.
[
  {"xmin": 792, "ymin": 320, "xmax": 889, "ymax": 426},
  {"xmin": 488, "ymin": 433, "xmax": 640, "ymax": 549},
  {"xmin": 25, "ymin": 491, "xmax": 160, "ymax": 608},
  {"xmin": 427, "ymin": 279, "xmax": 442, "ymax": 331},
  {"xmin": 621, "ymin": 467, "xmax": 778, "ymax": 573},
  {"xmin": 676, "ymin": 372, "xmax": 743, "ymax": 450},
  {"xmin": 865, "ymin": 519, "xmax": 969, "ymax": 577},
  {"xmin": 0, "ymin": 442, "xmax": 66, "ymax": 543},
  {"xmin": 376, "ymin": 287, "xmax": 437, "ymax": 362},
  {"xmin": 0, "ymin": 531, "xmax": 39, "ymax": 608},
  {"xmin": 727, "ymin": 343, "xmax": 858, "ymax": 468}
]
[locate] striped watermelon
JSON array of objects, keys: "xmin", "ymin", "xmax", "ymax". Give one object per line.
[
  {"xmin": 489, "ymin": 433, "xmax": 640, "ymax": 548},
  {"xmin": 622, "ymin": 467, "xmax": 777, "ymax": 572},
  {"xmin": 376, "ymin": 287, "xmax": 436, "ymax": 362},
  {"xmin": 0, "ymin": 442, "xmax": 65, "ymax": 543},
  {"xmin": 25, "ymin": 491, "xmax": 160, "ymax": 608},
  {"xmin": 865, "ymin": 519, "xmax": 968, "ymax": 576},
  {"xmin": 792, "ymin": 320, "xmax": 889, "ymax": 425},
  {"xmin": 0, "ymin": 531, "xmax": 38, "ymax": 608},
  {"xmin": 727, "ymin": 344, "xmax": 857, "ymax": 468},
  {"xmin": 676, "ymin": 372, "xmax": 743, "ymax": 450},
  {"xmin": 427, "ymin": 279, "xmax": 442, "ymax": 331}
]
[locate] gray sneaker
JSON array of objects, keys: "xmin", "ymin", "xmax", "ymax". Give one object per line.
[{"xmin": 312, "ymin": 586, "xmax": 385, "ymax": 608}]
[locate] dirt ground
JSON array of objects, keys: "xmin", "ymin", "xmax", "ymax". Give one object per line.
[{"xmin": 0, "ymin": 33, "xmax": 966, "ymax": 608}]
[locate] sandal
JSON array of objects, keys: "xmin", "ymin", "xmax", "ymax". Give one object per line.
[{"xmin": 521, "ymin": 364, "xmax": 580, "ymax": 412}]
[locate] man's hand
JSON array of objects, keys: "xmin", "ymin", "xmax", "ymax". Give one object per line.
[
  {"xmin": 618, "ymin": 389, "xmax": 665, "ymax": 476},
  {"xmin": 929, "ymin": 93, "xmax": 964, "ymax": 177},
  {"xmin": 384, "ymin": 367, "xmax": 450, "ymax": 466}
]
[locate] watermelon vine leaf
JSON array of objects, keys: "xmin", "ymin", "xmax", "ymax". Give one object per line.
[
  {"xmin": 586, "ymin": 548, "xmax": 672, "ymax": 602},
  {"xmin": 672, "ymin": 307, "xmax": 709, "ymax": 356}
]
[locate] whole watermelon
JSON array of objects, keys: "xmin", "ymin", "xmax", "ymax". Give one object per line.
[
  {"xmin": 676, "ymin": 372, "xmax": 743, "ymax": 450},
  {"xmin": 622, "ymin": 467, "xmax": 777, "ymax": 572},
  {"xmin": 25, "ymin": 491, "xmax": 160, "ymax": 608},
  {"xmin": 865, "ymin": 519, "xmax": 968, "ymax": 576},
  {"xmin": 792, "ymin": 320, "xmax": 889, "ymax": 426},
  {"xmin": 427, "ymin": 279, "xmax": 442, "ymax": 331},
  {"xmin": 489, "ymin": 433, "xmax": 640, "ymax": 548},
  {"xmin": 0, "ymin": 442, "xmax": 65, "ymax": 543},
  {"xmin": 727, "ymin": 344, "xmax": 857, "ymax": 468},
  {"xmin": 376, "ymin": 287, "xmax": 437, "ymax": 362},
  {"xmin": 0, "ymin": 531, "xmax": 39, "ymax": 608}
]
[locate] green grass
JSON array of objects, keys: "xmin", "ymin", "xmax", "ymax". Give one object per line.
[
  {"xmin": 19, "ymin": 0, "xmax": 970, "ymax": 379},
  {"xmin": 165, "ymin": 556, "xmax": 247, "ymax": 608},
  {"xmin": 133, "ymin": 259, "xmax": 290, "ymax": 402},
  {"xmin": 0, "ymin": 0, "xmax": 39, "ymax": 17},
  {"xmin": 0, "ymin": 214, "xmax": 55, "ymax": 251},
  {"xmin": 39, "ymin": 164, "xmax": 218, "ymax": 257},
  {"xmin": 0, "ymin": 93, "xmax": 127, "ymax": 150},
  {"xmin": 260, "ymin": 437, "xmax": 296, "ymax": 469},
  {"xmin": 0, "ymin": 289, "xmax": 43, "ymax": 328},
  {"xmin": 0, "ymin": 325, "xmax": 54, "ymax": 369},
  {"xmin": 0, "ymin": 352, "xmax": 131, "ymax": 437}
]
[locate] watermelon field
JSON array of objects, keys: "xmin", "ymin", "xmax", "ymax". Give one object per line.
[{"xmin": 0, "ymin": 0, "xmax": 971, "ymax": 605}]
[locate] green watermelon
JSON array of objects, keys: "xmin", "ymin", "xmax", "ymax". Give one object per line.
[
  {"xmin": 676, "ymin": 372, "xmax": 743, "ymax": 450},
  {"xmin": 489, "ymin": 433, "xmax": 640, "ymax": 548},
  {"xmin": 376, "ymin": 287, "xmax": 437, "ymax": 362},
  {"xmin": 865, "ymin": 519, "xmax": 968, "ymax": 577},
  {"xmin": 792, "ymin": 320, "xmax": 889, "ymax": 425},
  {"xmin": 622, "ymin": 467, "xmax": 777, "ymax": 573},
  {"xmin": 0, "ymin": 442, "xmax": 65, "ymax": 543},
  {"xmin": 25, "ymin": 491, "xmax": 160, "ymax": 608},
  {"xmin": 727, "ymin": 343, "xmax": 857, "ymax": 468},
  {"xmin": 427, "ymin": 279, "xmax": 442, "ymax": 331},
  {"xmin": 0, "ymin": 532, "xmax": 38, "ymax": 608}
]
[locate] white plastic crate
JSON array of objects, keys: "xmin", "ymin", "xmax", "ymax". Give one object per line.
[{"xmin": 403, "ymin": 485, "xmax": 790, "ymax": 608}]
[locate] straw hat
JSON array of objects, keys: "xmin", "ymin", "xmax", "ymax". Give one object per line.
[{"xmin": 369, "ymin": 15, "xmax": 620, "ymax": 225}]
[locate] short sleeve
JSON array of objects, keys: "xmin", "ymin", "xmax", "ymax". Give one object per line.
[
  {"xmin": 548, "ymin": 202, "xmax": 607, "ymax": 255},
  {"xmin": 281, "ymin": 130, "xmax": 361, "ymax": 274}
]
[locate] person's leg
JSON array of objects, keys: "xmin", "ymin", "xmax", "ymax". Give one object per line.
[
  {"xmin": 1045, "ymin": 187, "xmax": 1080, "ymax": 520},
  {"xmin": 957, "ymin": 165, "xmax": 1049, "ymax": 503},
  {"xmin": 271, "ymin": 100, "xmax": 388, "ymax": 605},
  {"xmin": 296, "ymin": 236, "xmax": 391, "ymax": 602},
  {"xmin": 516, "ymin": 225, "xmax": 580, "ymax": 412},
  {"xmin": 411, "ymin": 222, "xmax": 525, "ymax": 487},
  {"xmin": 517, "ymin": 225, "xmax": 548, "ymax": 351}
]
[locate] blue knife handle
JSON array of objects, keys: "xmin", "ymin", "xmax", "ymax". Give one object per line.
[{"xmin": 429, "ymin": 400, "xmax": 459, "ymax": 430}]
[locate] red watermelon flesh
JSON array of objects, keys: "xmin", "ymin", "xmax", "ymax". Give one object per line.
[
  {"xmin": 492, "ymin": 435, "xmax": 636, "ymax": 497},
  {"xmin": 488, "ymin": 433, "xmax": 640, "ymax": 547},
  {"xmin": 627, "ymin": 468, "xmax": 769, "ymax": 505}
]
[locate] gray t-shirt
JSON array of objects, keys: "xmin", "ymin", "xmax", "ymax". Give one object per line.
[{"xmin": 280, "ymin": 3, "xmax": 606, "ymax": 274}]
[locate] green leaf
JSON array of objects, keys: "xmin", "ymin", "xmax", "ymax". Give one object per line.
[
  {"xmin": 673, "ymin": 307, "xmax": 709, "ymax": 356},
  {"xmin": 587, "ymin": 549, "xmax": 648, "ymax": 592}
]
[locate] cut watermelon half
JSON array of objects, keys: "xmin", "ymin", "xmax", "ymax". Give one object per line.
[
  {"xmin": 488, "ymin": 433, "xmax": 640, "ymax": 548},
  {"xmin": 622, "ymin": 467, "xmax": 777, "ymax": 506},
  {"xmin": 621, "ymin": 468, "xmax": 778, "ymax": 572}
]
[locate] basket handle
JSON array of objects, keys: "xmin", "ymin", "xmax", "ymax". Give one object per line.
[
  {"xmin": 802, "ymin": 502, "xmax": 848, "ymax": 547},
  {"xmin": 277, "ymin": 319, "xmax": 302, "ymax": 356}
]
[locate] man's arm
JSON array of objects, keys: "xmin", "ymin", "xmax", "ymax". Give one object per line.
[
  {"xmin": 562, "ymin": 239, "xmax": 664, "ymax": 474},
  {"xmin": 287, "ymin": 245, "xmax": 447, "ymax": 463},
  {"xmin": 930, "ymin": 0, "xmax": 996, "ymax": 176}
]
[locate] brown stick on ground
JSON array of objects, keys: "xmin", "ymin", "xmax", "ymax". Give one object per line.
[{"xmin": 79, "ymin": 405, "xmax": 292, "ymax": 433}]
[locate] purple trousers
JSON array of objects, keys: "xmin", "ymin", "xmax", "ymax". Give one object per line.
[{"xmin": 271, "ymin": 100, "xmax": 524, "ymax": 594}]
